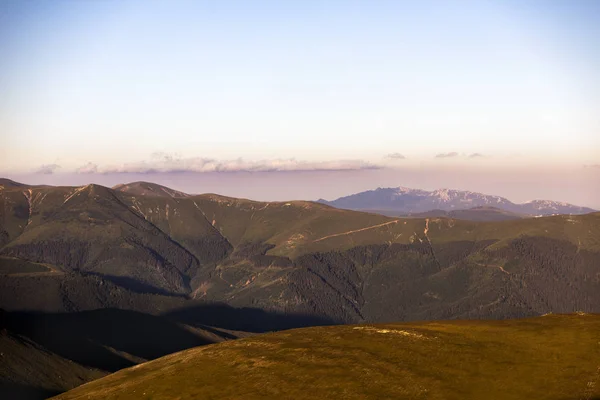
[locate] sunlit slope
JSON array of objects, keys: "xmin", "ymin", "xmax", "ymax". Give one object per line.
[
  {"xmin": 0, "ymin": 184, "xmax": 75, "ymax": 246},
  {"xmin": 114, "ymin": 192, "xmax": 232, "ymax": 264},
  {"xmin": 371, "ymin": 206, "xmax": 525, "ymax": 221},
  {"xmin": 190, "ymin": 194, "xmax": 426, "ymax": 256},
  {"xmin": 190, "ymin": 193, "xmax": 600, "ymax": 256},
  {"xmin": 53, "ymin": 314, "xmax": 600, "ymax": 400},
  {"xmin": 425, "ymin": 212, "xmax": 600, "ymax": 251},
  {"xmin": 0, "ymin": 184, "xmax": 205, "ymax": 294},
  {"xmin": 3, "ymin": 181, "xmax": 597, "ymax": 262},
  {"xmin": 112, "ymin": 181, "xmax": 190, "ymax": 198}
]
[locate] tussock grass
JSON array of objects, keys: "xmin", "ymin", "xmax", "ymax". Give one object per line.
[{"xmin": 53, "ymin": 314, "xmax": 600, "ymax": 400}]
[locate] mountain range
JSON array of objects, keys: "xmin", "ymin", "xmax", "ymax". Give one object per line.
[
  {"xmin": 318, "ymin": 186, "xmax": 596, "ymax": 217},
  {"xmin": 2, "ymin": 177, "xmax": 599, "ymax": 323},
  {"xmin": 1, "ymin": 178, "xmax": 600, "ymax": 398}
]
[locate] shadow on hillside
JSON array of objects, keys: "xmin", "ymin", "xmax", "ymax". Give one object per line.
[
  {"xmin": 163, "ymin": 302, "xmax": 339, "ymax": 333},
  {"xmin": 83, "ymin": 271, "xmax": 189, "ymax": 297},
  {"xmin": 1, "ymin": 304, "xmax": 338, "ymax": 374},
  {"xmin": 0, "ymin": 304, "xmax": 338, "ymax": 399},
  {"xmin": 1, "ymin": 308, "xmax": 213, "ymax": 372},
  {"xmin": 0, "ymin": 382, "xmax": 58, "ymax": 400}
]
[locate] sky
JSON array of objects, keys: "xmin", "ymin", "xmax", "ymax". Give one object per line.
[{"xmin": 0, "ymin": 0, "xmax": 599, "ymax": 207}]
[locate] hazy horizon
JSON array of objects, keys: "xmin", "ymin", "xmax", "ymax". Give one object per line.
[
  {"xmin": 1, "ymin": 0, "xmax": 599, "ymax": 207},
  {"xmin": 3, "ymin": 166, "xmax": 599, "ymax": 209}
]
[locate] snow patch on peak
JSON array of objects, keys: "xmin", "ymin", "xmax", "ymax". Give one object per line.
[
  {"xmin": 524, "ymin": 200, "xmax": 574, "ymax": 210},
  {"xmin": 431, "ymin": 188, "xmax": 451, "ymax": 202},
  {"xmin": 393, "ymin": 186, "xmax": 415, "ymax": 195}
]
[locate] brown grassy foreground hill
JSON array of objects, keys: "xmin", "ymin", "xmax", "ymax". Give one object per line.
[{"xmin": 53, "ymin": 314, "xmax": 600, "ymax": 400}]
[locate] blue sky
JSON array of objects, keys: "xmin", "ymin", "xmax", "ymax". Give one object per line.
[{"xmin": 0, "ymin": 0, "xmax": 598, "ymax": 205}]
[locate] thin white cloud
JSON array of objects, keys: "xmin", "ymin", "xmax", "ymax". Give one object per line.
[
  {"xmin": 468, "ymin": 153, "xmax": 485, "ymax": 158},
  {"xmin": 76, "ymin": 162, "xmax": 98, "ymax": 174},
  {"xmin": 386, "ymin": 153, "xmax": 406, "ymax": 160},
  {"xmin": 93, "ymin": 155, "xmax": 381, "ymax": 174},
  {"xmin": 435, "ymin": 152, "xmax": 459, "ymax": 159},
  {"xmin": 35, "ymin": 164, "xmax": 61, "ymax": 174}
]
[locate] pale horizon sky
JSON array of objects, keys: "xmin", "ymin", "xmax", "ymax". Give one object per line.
[
  {"xmin": 4, "ymin": 166, "xmax": 600, "ymax": 210},
  {"xmin": 1, "ymin": 1, "xmax": 599, "ymax": 206}
]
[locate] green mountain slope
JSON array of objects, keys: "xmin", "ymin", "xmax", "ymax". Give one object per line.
[
  {"xmin": 52, "ymin": 314, "xmax": 600, "ymax": 400},
  {"xmin": 377, "ymin": 206, "xmax": 526, "ymax": 221},
  {"xmin": 0, "ymin": 183, "xmax": 228, "ymax": 295},
  {"xmin": 2, "ymin": 180, "xmax": 600, "ymax": 326}
]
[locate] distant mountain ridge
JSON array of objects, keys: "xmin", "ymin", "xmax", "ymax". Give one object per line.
[
  {"xmin": 318, "ymin": 187, "xmax": 596, "ymax": 216},
  {"xmin": 112, "ymin": 181, "xmax": 191, "ymax": 198}
]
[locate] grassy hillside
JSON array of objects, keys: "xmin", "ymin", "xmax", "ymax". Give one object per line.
[
  {"xmin": 187, "ymin": 193, "xmax": 409, "ymax": 257},
  {"xmin": 112, "ymin": 181, "xmax": 190, "ymax": 198},
  {"xmin": 0, "ymin": 183, "xmax": 217, "ymax": 294},
  {"xmin": 52, "ymin": 314, "xmax": 600, "ymax": 400},
  {"xmin": 181, "ymin": 193, "xmax": 600, "ymax": 257},
  {"xmin": 398, "ymin": 206, "xmax": 526, "ymax": 221},
  {"xmin": 2, "ymin": 181, "xmax": 600, "ymax": 326},
  {"xmin": 3, "ymin": 180, "xmax": 597, "ymax": 260}
]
